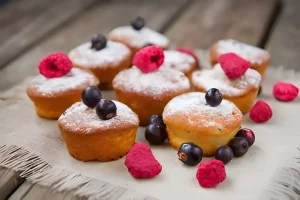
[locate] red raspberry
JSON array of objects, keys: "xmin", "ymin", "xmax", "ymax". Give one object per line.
[
  {"xmin": 249, "ymin": 100, "xmax": 272, "ymax": 123},
  {"xmin": 196, "ymin": 159, "xmax": 226, "ymax": 188},
  {"xmin": 132, "ymin": 46, "xmax": 164, "ymax": 73},
  {"xmin": 38, "ymin": 52, "xmax": 72, "ymax": 78},
  {"xmin": 219, "ymin": 53, "xmax": 251, "ymax": 80},
  {"xmin": 273, "ymin": 82, "xmax": 299, "ymax": 102},
  {"xmin": 125, "ymin": 143, "xmax": 162, "ymax": 178},
  {"xmin": 176, "ymin": 47, "xmax": 200, "ymax": 68}
]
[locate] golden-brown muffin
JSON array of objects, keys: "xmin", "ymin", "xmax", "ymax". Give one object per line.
[
  {"xmin": 191, "ymin": 64, "xmax": 261, "ymax": 114},
  {"xmin": 27, "ymin": 68, "xmax": 99, "ymax": 119},
  {"xmin": 163, "ymin": 92, "xmax": 243, "ymax": 156},
  {"xmin": 161, "ymin": 50, "xmax": 197, "ymax": 80},
  {"xmin": 112, "ymin": 66, "xmax": 191, "ymax": 126},
  {"xmin": 108, "ymin": 26, "xmax": 169, "ymax": 55},
  {"xmin": 69, "ymin": 40, "xmax": 132, "ymax": 90},
  {"xmin": 58, "ymin": 101, "xmax": 139, "ymax": 162},
  {"xmin": 209, "ymin": 39, "xmax": 270, "ymax": 77}
]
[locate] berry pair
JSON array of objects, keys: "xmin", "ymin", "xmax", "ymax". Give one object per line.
[
  {"xmin": 215, "ymin": 128, "xmax": 255, "ymax": 164},
  {"xmin": 81, "ymin": 86, "xmax": 116, "ymax": 120},
  {"xmin": 145, "ymin": 115, "xmax": 167, "ymax": 145}
]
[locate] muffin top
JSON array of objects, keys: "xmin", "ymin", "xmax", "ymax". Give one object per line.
[
  {"xmin": 58, "ymin": 101, "xmax": 139, "ymax": 134},
  {"xmin": 161, "ymin": 50, "xmax": 196, "ymax": 74},
  {"xmin": 163, "ymin": 92, "xmax": 242, "ymax": 130},
  {"xmin": 211, "ymin": 39, "xmax": 270, "ymax": 65},
  {"xmin": 191, "ymin": 63, "xmax": 261, "ymax": 97},
  {"xmin": 68, "ymin": 41, "xmax": 131, "ymax": 68},
  {"xmin": 108, "ymin": 26, "xmax": 169, "ymax": 49},
  {"xmin": 27, "ymin": 68, "xmax": 99, "ymax": 97},
  {"xmin": 113, "ymin": 66, "xmax": 190, "ymax": 98}
]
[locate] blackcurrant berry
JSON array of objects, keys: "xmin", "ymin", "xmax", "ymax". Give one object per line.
[
  {"xmin": 178, "ymin": 142, "xmax": 203, "ymax": 166},
  {"xmin": 130, "ymin": 16, "xmax": 145, "ymax": 30},
  {"xmin": 215, "ymin": 145, "xmax": 233, "ymax": 164},
  {"xmin": 205, "ymin": 88, "xmax": 222, "ymax": 107},
  {"xmin": 228, "ymin": 137, "xmax": 249, "ymax": 157},
  {"xmin": 96, "ymin": 99, "xmax": 117, "ymax": 120},
  {"xmin": 145, "ymin": 123, "xmax": 167, "ymax": 145},
  {"xmin": 91, "ymin": 34, "xmax": 107, "ymax": 50},
  {"xmin": 148, "ymin": 115, "xmax": 164, "ymax": 126},
  {"xmin": 235, "ymin": 128, "xmax": 255, "ymax": 146},
  {"xmin": 81, "ymin": 86, "xmax": 102, "ymax": 108}
]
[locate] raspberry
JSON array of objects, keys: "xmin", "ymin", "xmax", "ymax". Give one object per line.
[
  {"xmin": 249, "ymin": 100, "xmax": 272, "ymax": 123},
  {"xmin": 273, "ymin": 82, "xmax": 299, "ymax": 102},
  {"xmin": 132, "ymin": 46, "xmax": 164, "ymax": 73},
  {"xmin": 176, "ymin": 47, "xmax": 200, "ymax": 68},
  {"xmin": 196, "ymin": 159, "xmax": 226, "ymax": 188},
  {"xmin": 219, "ymin": 53, "xmax": 251, "ymax": 80},
  {"xmin": 125, "ymin": 143, "xmax": 162, "ymax": 178},
  {"xmin": 38, "ymin": 52, "xmax": 73, "ymax": 78}
]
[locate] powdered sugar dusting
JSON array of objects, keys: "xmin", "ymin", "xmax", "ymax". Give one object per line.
[
  {"xmin": 161, "ymin": 50, "xmax": 196, "ymax": 73},
  {"xmin": 58, "ymin": 101, "xmax": 139, "ymax": 134},
  {"xmin": 216, "ymin": 39, "xmax": 270, "ymax": 65},
  {"xmin": 68, "ymin": 41, "xmax": 130, "ymax": 68},
  {"xmin": 192, "ymin": 64, "xmax": 261, "ymax": 96},
  {"xmin": 28, "ymin": 68, "xmax": 98, "ymax": 95},
  {"xmin": 163, "ymin": 92, "xmax": 236, "ymax": 127},
  {"xmin": 108, "ymin": 26, "xmax": 169, "ymax": 49},
  {"xmin": 113, "ymin": 66, "xmax": 190, "ymax": 96}
]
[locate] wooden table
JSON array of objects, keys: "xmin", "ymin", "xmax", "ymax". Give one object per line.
[{"xmin": 0, "ymin": 0, "xmax": 299, "ymax": 199}]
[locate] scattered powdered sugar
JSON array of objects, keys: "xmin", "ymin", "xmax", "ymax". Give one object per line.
[
  {"xmin": 58, "ymin": 101, "xmax": 139, "ymax": 134},
  {"xmin": 161, "ymin": 50, "xmax": 196, "ymax": 73},
  {"xmin": 29, "ymin": 68, "xmax": 98, "ymax": 95},
  {"xmin": 108, "ymin": 26, "xmax": 169, "ymax": 49},
  {"xmin": 68, "ymin": 41, "xmax": 130, "ymax": 68},
  {"xmin": 113, "ymin": 66, "xmax": 190, "ymax": 96},
  {"xmin": 216, "ymin": 39, "xmax": 270, "ymax": 65},
  {"xmin": 192, "ymin": 64, "xmax": 261, "ymax": 97},
  {"xmin": 163, "ymin": 92, "xmax": 235, "ymax": 121}
]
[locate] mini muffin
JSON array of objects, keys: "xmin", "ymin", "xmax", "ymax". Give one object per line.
[
  {"xmin": 209, "ymin": 39, "xmax": 270, "ymax": 77},
  {"xmin": 163, "ymin": 92, "xmax": 243, "ymax": 156},
  {"xmin": 108, "ymin": 17, "xmax": 169, "ymax": 54},
  {"xmin": 58, "ymin": 100, "xmax": 139, "ymax": 162},
  {"xmin": 27, "ymin": 52, "xmax": 99, "ymax": 119},
  {"xmin": 69, "ymin": 34, "xmax": 132, "ymax": 89},
  {"xmin": 191, "ymin": 63, "xmax": 261, "ymax": 113},
  {"xmin": 161, "ymin": 50, "xmax": 197, "ymax": 79}
]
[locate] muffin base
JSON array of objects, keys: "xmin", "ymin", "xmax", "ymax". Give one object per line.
[
  {"xmin": 114, "ymin": 88, "xmax": 190, "ymax": 126},
  {"xmin": 194, "ymin": 86, "xmax": 259, "ymax": 114},
  {"xmin": 59, "ymin": 126, "xmax": 138, "ymax": 162}
]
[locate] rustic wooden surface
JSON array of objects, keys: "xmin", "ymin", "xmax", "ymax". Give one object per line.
[
  {"xmin": 0, "ymin": 0, "xmax": 99, "ymax": 69},
  {"xmin": 266, "ymin": 0, "xmax": 300, "ymax": 69},
  {"xmin": 164, "ymin": 0, "xmax": 279, "ymax": 49},
  {"xmin": 0, "ymin": 0, "xmax": 299, "ymax": 199}
]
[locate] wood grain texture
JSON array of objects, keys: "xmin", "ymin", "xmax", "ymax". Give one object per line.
[
  {"xmin": 266, "ymin": 0, "xmax": 300, "ymax": 70},
  {"xmin": 0, "ymin": 0, "xmax": 98, "ymax": 68},
  {"xmin": 164, "ymin": 0, "xmax": 278, "ymax": 49},
  {"xmin": 0, "ymin": 167, "xmax": 24, "ymax": 200},
  {"xmin": 0, "ymin": 0, "xmax": 190, "ymax": 92}
]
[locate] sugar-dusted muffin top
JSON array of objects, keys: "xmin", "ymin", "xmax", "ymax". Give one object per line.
[
  {"xmin": 192, "ymin": 64, "xmax": 261, "ymax": 97},
  {"xmin": 163, "ymin": 92, "xmax": 242, "ymax": 128},
  {"xmin": 108, "ymin": 26, "xmax": 169, "ymax": 49},
  {"xmin": 27, "ymin": 68, "xmax": 99, "ymax": 97},
  {"xmin": 113, "ymin": 66, "xmax": 190, "ymax": 97},
  {"xmin": 161, "ymin": 50, "xmax": 196, "ymax": 74},
  {"xmin": 213, "ymin": 39, "xmax": 270, "ymax": 65},
  {"xmin": 58, "ymin": 101, "xmax": 139, "ymax": 134},
  {"xmin": 68, "ymin": 41, "xmax": 131, "ymax": 68}
]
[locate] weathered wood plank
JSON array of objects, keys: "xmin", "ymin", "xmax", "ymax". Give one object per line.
[
  {"xmin": 164, "ymin": 0, "xmax": 278, "ymax": 49},
  {"xmin": 0, "ymin": 167, "xmax": 24, "ymax": 200},
  {"xmin": 266, "ymin": 0, "xmax": 300, "ymax": 70},
  {"xmin": 0, "ymin": 0, "xmax": 99, "ymax": 69},
  {"xmin": 0, "ymin": 0, "xmax": 190, "ymax": 92}
]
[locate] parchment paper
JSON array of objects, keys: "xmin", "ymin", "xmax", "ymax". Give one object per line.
[{"xmin": 1, "ymin": 50, "xmax": 300, "ymax": 200}]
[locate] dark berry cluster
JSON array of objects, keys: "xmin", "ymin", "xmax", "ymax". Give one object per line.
[
  {"xmin": 81, "ymin": 86, "xmax": 116, "ymax": 120},
  {"xmin": 91, "ymin": 34, "xmax": 107, "ymax": 51},
  {"xmin": 215, "ymin": 128, "xmax": 255, "ymax": 164},
  {"xmin": 144, "ymin": 115, "xmax": 168, "ymax": 145}
]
